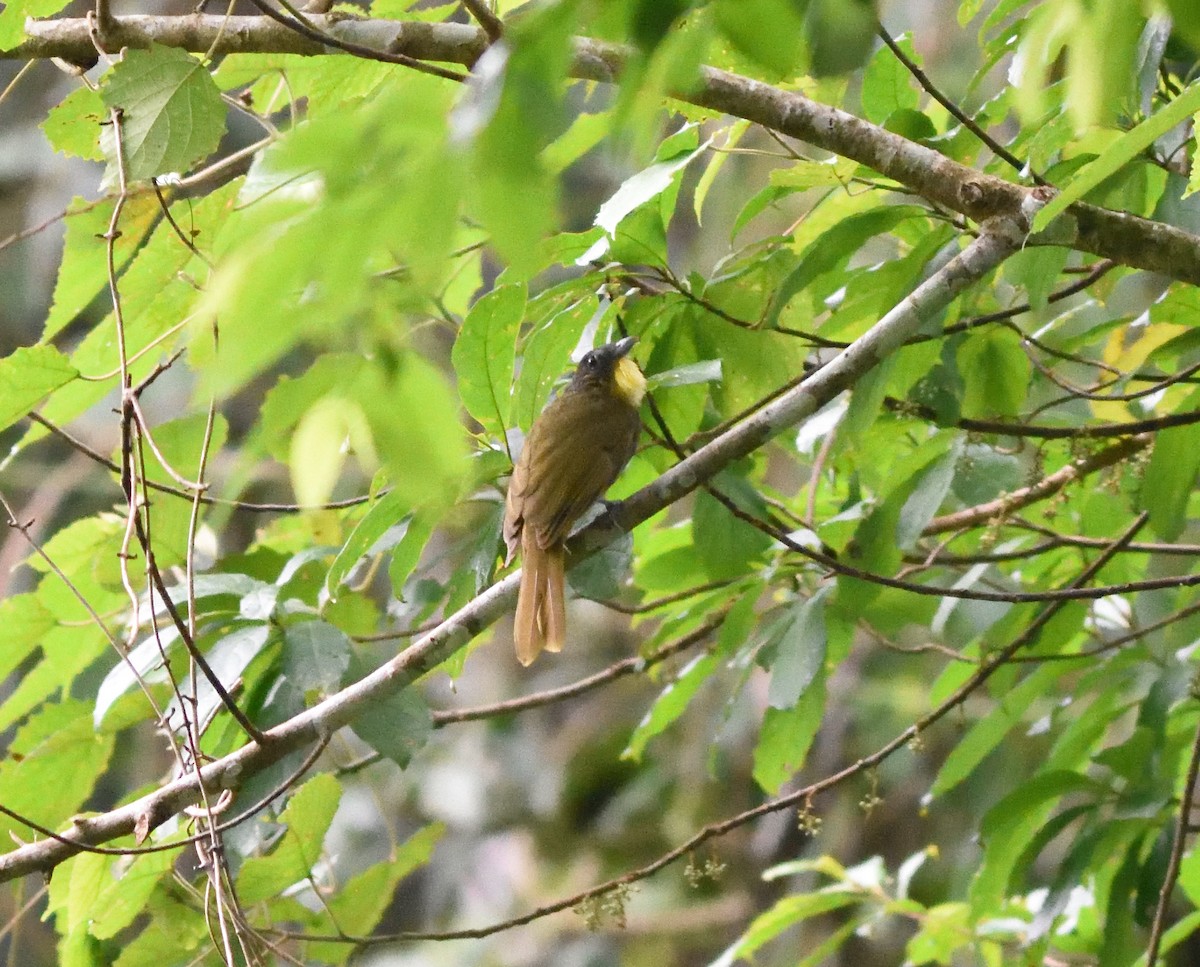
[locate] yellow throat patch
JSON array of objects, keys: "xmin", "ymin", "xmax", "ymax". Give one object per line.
[{"xmin": 613, "ymin": 356, "xmax": 647, "ymax": 408}]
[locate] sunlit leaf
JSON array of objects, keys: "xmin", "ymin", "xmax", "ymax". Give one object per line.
[{"xmin": 99, "ymin": 45, "xmax": 227, "ymax": 182}]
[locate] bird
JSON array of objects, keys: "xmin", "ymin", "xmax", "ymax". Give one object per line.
[{"xmin": 503, "ymin": 336, "xmax": 645, "ymax": 665}]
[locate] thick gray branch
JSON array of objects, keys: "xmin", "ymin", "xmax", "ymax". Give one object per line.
[
  {"xmin": 0, "ymin": 215, "xmax": 1025, "ymax": 883},
  {"xmin": 8, "ymin": 15, "xmax": 1200, "ymax": 282}
]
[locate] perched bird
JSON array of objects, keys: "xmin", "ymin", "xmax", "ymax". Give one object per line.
[{"xmin": 503, "ymin": 336, "xmax": 646, "ymax": 665}]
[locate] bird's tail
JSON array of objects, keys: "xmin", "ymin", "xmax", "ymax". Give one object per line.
[{"xmin": 514, "ymin": 536, "xmax": 566, "ymax": 666}]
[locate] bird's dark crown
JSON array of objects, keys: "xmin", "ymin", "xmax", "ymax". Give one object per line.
[{"xmin": 568, "ymin": 336, "xmax": 638, "ymax": 391}]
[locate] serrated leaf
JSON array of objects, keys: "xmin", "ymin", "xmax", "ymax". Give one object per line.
[
  {"xmin": 452, "ymin": 283, "xmax": 525, "ymax": 437},
  {"xmin": 0, "ymin": 345, "xmax": 78, "ymax": 432},
  {"xmin": 42, "ymin": 85, "xmax": 106, "ymax": 161},
  {"xmin": 100, "ymin": 45, "xmax": 227, "ymax": 182},
  {"xmin": 112, "ymin": 893, "xmax": 208, "ymax": 967},
  {"xmin": 237, "ymin": 773, "xmax": 342, "ymax": 903},
  {"xmin": 305, "ymin": 823, "xmax": 444, "ymax": 963},
  {"xmin": 88, "ymin": 850, "xmax": 176, "ymax": 940},
  {"xmin": 0, "ymin": 593, "xmax": 56, "ymax": 683},
  {"xmin": 0, "ymin": 701, "xmax": 115, "ymax": 849},
  {"xmin": 0, "ymin": 0, "xmax": 71, "ymax": 47}
]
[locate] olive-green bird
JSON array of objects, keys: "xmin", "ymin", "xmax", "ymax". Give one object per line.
[{"xmin": 503, "ymin": 336, "xmax": 645, "ymax": 665}]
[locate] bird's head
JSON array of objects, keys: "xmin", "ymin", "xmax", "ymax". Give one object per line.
[{"xmin": 570, "ymin": 336, "xmax": 646, "ymax": 408}]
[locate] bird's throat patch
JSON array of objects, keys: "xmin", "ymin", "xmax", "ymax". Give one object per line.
[{"xmin": 613, "ymin": 357, "xmax": 647, "ymax": 408}]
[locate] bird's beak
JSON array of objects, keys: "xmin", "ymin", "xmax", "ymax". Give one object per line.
[{"xmin": 610, "ymin": 336, "xmax": 638, "ymax": 358}]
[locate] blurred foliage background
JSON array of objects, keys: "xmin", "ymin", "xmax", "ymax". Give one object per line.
[{"xmin": 4, "ymin": 0, "xmax": 1200, "ymax": 965}]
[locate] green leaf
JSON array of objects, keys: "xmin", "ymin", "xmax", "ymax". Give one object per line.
[
  {"xmin": 351, "ymin": 686, "xmax": 432, "ymax": 768},
  {"xmin": 100, "ymin": 45, "xmax": 227, "ymax": 181},
  {"xmin": 514, "ymin": 299, "xmax": 594, "ymax": 430},
  {"xmin": 1139, "ymin": 388, "xmax": 1200, "ymax": 539},
  {"xmin": 305, "ymin": 823, "xmax": 444, "ymax": 963},
  {"xmin": 452, "ymin": 283, "xmax": 525, "ymax": 438},
  {"xmin": 464, "ymin": 4, "xmax": 573, "ymax": 275},
  {"xmin": 237, "ymin": 773, "xmax": 342, "ymax": 903},
  {"xmin": 957, "ymin": 328, "xmax": 1030, "ymax": 418},
  {"xmin": 87, "ymin": 850, "xmax": 177, "ymax": 941},
  {"xmin": 0, "ymin": 345, "xmax": 78, "ymax": 432},
  {"xmin": 112, "ymin": 893, "xmax": 207, "ymax": 967},
  {"xmin": 644, "ymin": 358, "xmax": 723, "ymax": 390},
  {"xmin": 895, "ymin": 440, "xmax": 961, "ymax": 550},
  {"xmin": 0, "ymin": 621, "xmax": 112, "ymax": 734},
  {"xmin": 1166, "ymin": 0, "xmax": 1200, "ymax": 48},
  {"xmin": 169, "ymin": 623, "xmax": 273, "ymax": 733},
  {"xmin": 693, "ymin": 477, "xmax": 773, "ymax": 580},
  {"xmin": 134, "ymin": 413, "xmax": 229, "ymax": 566},
  {"xmin": 861, "ymin": 33, "xmax": 920, "ymax": 124},
  {"xmin": 767, "ymin": 590, "xmax": 828, "ymax": 710},
  {"xmin": 388, "ymin": 507, "xmax": 436, "ymax": 596},
  {"xmin": 712, "ymin": 0, "xmax": 807, "ymax": 76},
  {"xmin": 1033, "ymin": 81, "xmax": 1200, "ymax": 232},
  {"xmin": 715, "ymin": 891, "xmax": 860, "ymax": 966},
  {"xmin": 904, "ymin": 902, "xmax": 972, "ymax": 966},
  {"xmin": 363, "ymin": 354, "xmax": 467, "ymax": 512},
  {"xmin": 288, "ymin": 396, "xmax": 377, "ymax": 508},
  {"xmin": 258, "ymin": 354, "xmax": 369, "ymax": 464},
  {"xmin": 584, "ymin": 138, "xmax": 710, "ymax": 262},
  {"xmin": 0, "ymin": 701, "xmax": 115, "ymax": 848},
  {"xmin": 0, "ymin": 593, "xmax": 56, "ymax": 683},
  {"xmin": 1003, "ymin": 245, "xmax": 1071, "ymax": 310},
  {"xmin": 266, "ymin": 353, "xmax": 467, "ymax": 513},
  {"xmin": 931, "ymin": 663, "xmax": 1063, "ymax": 797},
  {"xmin": 766, "ymin": 205, "xmax": 930, "ymax": 328},
  {"xmin": 971, "ymin": 770, "xmax": 1102, "ymax": 914},
  {"xmin": 753, "ymin": 672, "xmax": 827, "ymax": 793},
  {"xmin": 282, "ymin": 621, "xmax": 352, "ymax": 693},
  {"xmin": 42, "ymin": 86, "xmax": 106, "ymax": 162},
  {"xmin": 0, "ymin": 0, "xmax": 71, "ymax": 47},
  {"xmin": 326, "ymin": 489, "xmax": 412, "ymax": 597},
  {"xmin": 806, "ymin": 0, "xmax": 877, "ymax": 76},
  {"xmin": 623, "ymin": 653, "xmax": 717, "ymax": 762}
]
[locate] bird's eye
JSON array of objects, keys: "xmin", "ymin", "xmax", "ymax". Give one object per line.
[{"xmin": 583, "ymin": 354, "xmax": 598, "ymax": 370}]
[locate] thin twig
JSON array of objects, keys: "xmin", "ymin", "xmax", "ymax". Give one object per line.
[
  {"xmin": 460, "ymin": 0, "xmax": 501, "ymax": 42},
  {"xmin": 242, "ymin": 0, "xmax": 467, "ymax": 81},
  {"xmin": 27, "ymin": 412, "xmax": 374, "ymax": 512},
  {"xmin": 281, "ymin": 517, "xmax": 1147, "ymax": 946},
  {"xmin": 876, "ymin": 25, "xmax": 1045, "ymax": 185},
  {"xmin": 1146, "ymin": 710, "xmax": 1200, "ymax": 965}
]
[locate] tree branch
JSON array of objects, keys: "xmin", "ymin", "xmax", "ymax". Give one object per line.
[
  {"xmin": 0, "ymin": 207, "xmax": 1028, "ymax": 885},
  {"xmin": 8, "ymin": 16, "xmax": 1200, "ymax": 282}
]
